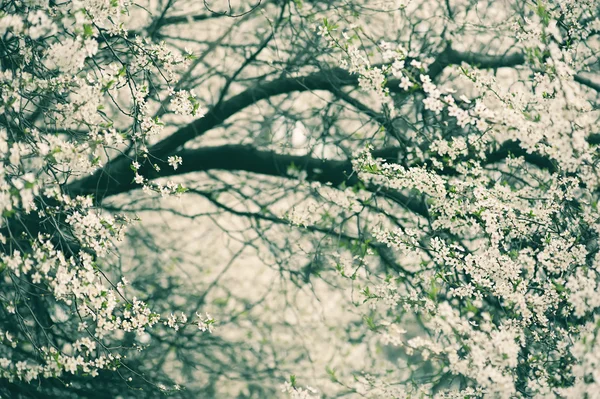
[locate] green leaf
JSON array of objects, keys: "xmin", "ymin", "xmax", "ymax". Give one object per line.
[
  {"xmin": 176, "ymin": 184, "xmax": 188, "ymax": 194},
  {"xmin": 83, "ymin": 24, "xmax": 94, "ymax": 38},
  {"xmin": 364, "ymin": 315, "xmax": 378, "ymax": 331},
  {"xmin": 326, "ymin": 366, "xmax": 338, "ymax": 382}
]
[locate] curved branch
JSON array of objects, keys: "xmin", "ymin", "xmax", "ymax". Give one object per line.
[
  {"xmin": 67, "ymin": 46, "xmax": 598, "ymax": 203},
  {"xmin": 444, "ymin": 48, "xmax": 599, "ymax": 92},
  {"xmin": 69, "ymin": 138, "xmax": 593, "ymax": 218}
]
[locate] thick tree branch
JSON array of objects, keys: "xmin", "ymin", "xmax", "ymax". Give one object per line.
[
  {"xmin": 444, "ymin": 48, "xmax": 600, "ymax": 92},
  {"xmin": 442, "ymin": 48, "xmax": 526, "ymax": 69},
  {"xmin": 69, "ymin": 137, "xmax": 599, "ymax": 219},
  {"xmin": 68, "ymin": 144, "xmax": 429, "ymax": 217},
  {"xmin": 574, "ymin": 72, "xmax": 600, "ymax": 93},
  {"xmin": 67, "ymin": 46, "xmax": 599, "ymax": 203},
  {"xmin": 65, "ymin": 49, "xmax": 449, "ymax": 201}
]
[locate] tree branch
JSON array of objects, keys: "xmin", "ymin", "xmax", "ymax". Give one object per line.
[
  {"xmin": 67, "ymin": 46, "xmax": 599, "ymax": 203},
  {"xmin": 69, "ymin": 138, "xmax": 595, "ymax": 219}
]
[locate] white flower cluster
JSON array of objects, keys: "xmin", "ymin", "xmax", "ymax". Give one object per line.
[
  {"xmin": 167, "ymin": 155, "xmax": 183, "ymax": 170},
  {"xmin": 169, "ymin": 89, "xmax": 204, "ymax": 117},
  {"xmin": 560, "ymin": 318, "xmax": 600, "ymax": 398},
  {"xmin": 281, "ymin": 380, "xmax": 319, "ymax": 398},
  {"xmin": 45, "ymin": 37, "xmax": 99, "ymax": 73},
  {"xmin": 352, "ymin": 374, "xmax": 431, "ymax": 399},
  {"xmin": 315, "ymin": 3, "xmax": 600, "ymax": 395},
  {"xmin": 0, "ymin": 0, "xmax": 207, "ymax": 390},
  {"xmin": 317, "ymin": 24, "xmax": 397, "ymax": 115},
  {"xmin": 1, "ymin": 226, "xmax": 159, "ymax": 381}
]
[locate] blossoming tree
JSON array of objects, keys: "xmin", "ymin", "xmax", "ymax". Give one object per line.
[{"xmin": 1, "ymin": 0, "xmax": 600, "ymax": 397}]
